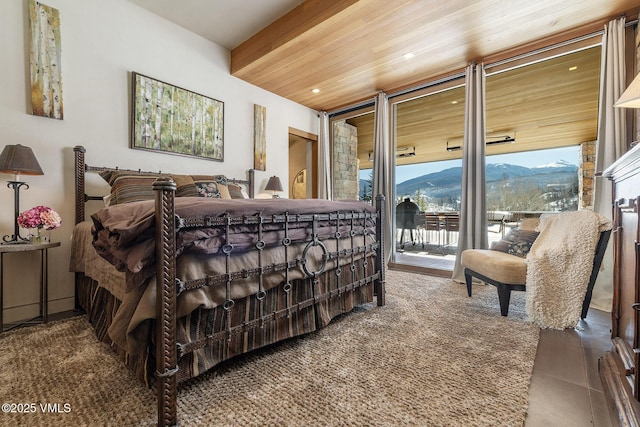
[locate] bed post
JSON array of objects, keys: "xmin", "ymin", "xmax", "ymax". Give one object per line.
[
  {"xmin": 73, "ymin": 146, "xmax": 86, "ymax": 225},
  {"xmin": 375, "ymin": 194, "xmax": 386, "ymax": 306},
  {"xmin": 248, "ymin": 168, "xmax": 255, "ymax": 198},
  {"xmin": 153, "ymin": 177, "xmax": 178, "ymax": 427},
  {"xmin": 73, "ymin": 146, "xmax": 86, "ymax": 311}
]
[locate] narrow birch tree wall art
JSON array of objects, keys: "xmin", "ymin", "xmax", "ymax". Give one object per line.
[
  {"xmin": 29, "ymin": 0, "xmax": 63, "ymax": 120},
  {"xmin": 254, "ymin": 104, "xmax": 267, "ymax": 171},
  {"xmin": 131, "ymin": 72, "xmax": 224, "ymax": 160}
]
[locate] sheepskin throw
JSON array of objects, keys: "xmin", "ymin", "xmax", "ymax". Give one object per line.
[{"xmin": 525, "ymin": 210, "xmax": 612, "ymax": 329}]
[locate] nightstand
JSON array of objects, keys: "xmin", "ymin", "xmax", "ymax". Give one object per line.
[{"xmin": 0, "ymin": 241, "xmax": 60, "ymax": 332}]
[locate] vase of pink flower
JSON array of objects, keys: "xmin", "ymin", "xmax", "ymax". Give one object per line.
[{"xmin": 17, "ymin": 205, "xmax": 62, "ymax": 244}]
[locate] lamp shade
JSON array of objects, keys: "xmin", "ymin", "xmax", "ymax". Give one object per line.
[
  {"xmin": 0, "ymin": 144, "xmax": 44, "ymax": 176},
  {"xmin": 615, "ymin": 72, "xmax": 640, "ymax": 108},
  {"xmin": 265, "ymin": 176, "xmax": 283, "ymax": 192}
]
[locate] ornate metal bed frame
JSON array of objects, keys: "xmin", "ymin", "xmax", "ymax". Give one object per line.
[{"xmin": 73, "ymin": 146, "xmax": 386, "ymax": 426}]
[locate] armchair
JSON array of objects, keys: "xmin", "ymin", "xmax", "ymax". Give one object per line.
[{"xmin": 461, "ymin": 211, "xmax": 611, "ymax": 328}]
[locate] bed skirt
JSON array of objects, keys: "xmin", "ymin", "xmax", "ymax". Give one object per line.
[{"xmin": 76, "ymin": 256, "xmax": 375, "ymax": 385}]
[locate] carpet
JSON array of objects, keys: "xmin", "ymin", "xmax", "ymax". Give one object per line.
[{"xmin": 0, "ymin": 270, "xmax": 539, "ymax": 426}]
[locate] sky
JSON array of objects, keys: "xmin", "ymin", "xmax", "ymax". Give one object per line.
[{"xmin": 360, "ymin": 146, "xmax": 580, "ymax": 184}]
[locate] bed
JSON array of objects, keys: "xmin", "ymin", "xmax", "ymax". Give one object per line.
[{"xmin": 69, "ymin": 146, "xmax": 386, "ymax": 426}]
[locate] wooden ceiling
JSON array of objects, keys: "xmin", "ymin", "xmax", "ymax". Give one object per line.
[
  {"xmin": 231, "ymin": 0, "xmax": 638, "ymax": 112},
  {"xmin": 349, "ymin": 45, "xmax": 603, "ymax": 166}
]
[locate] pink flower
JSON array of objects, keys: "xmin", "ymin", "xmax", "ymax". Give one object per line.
[{"xmin": 17, "ymin": 206, "xmax": 62, "ymax": 230}]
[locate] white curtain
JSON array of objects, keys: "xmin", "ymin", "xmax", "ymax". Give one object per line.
[
  {"xmin": 452, "ymin": 63, "xmax": 488, "ymax": 282},
  {"xmin": 591, "ymin": 17, "xmax": 627, "ymax": 311},
  {"xmin": 317, "ymin": 111, "xmax": 332, "ymax": 200},
  {"xmin": 372, "ymin": 91, "xmax": 394, "ymax": 262}
]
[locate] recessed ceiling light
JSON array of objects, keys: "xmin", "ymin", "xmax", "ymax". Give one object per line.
[
  {"xmin": 403, "ymin": 52, "xmax": 415, "ymax": 60},
  {"xmin": 569, "ymin": 66, "xmax": 578, "ymax": 71},
  {"xmin": 451, "ymin": 100, "xmax": 458, "ymax": 104},
  {"xmin": 312, "ymin": 88, "xmax": 320, "ymax": 93}
]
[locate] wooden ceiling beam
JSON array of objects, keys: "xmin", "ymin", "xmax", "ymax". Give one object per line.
[{"xmin": 231, "ymin": 0, "xmax": 359, "ymax": 75}]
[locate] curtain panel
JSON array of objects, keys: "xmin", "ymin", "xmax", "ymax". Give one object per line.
[
  {"xmin": 372, "ymin": 91, "xmax": 393, "ymax": 263},
  {"xmin": 452, "ymin": 63, "xmax": 488, "ymax": 282},
  {"xmin": 317, "ymin": 111, "xmax": 332, "ymax": 200},
  {"xmin": 591, "ymin": 17, "xmax": 628, "ymax": 311}
]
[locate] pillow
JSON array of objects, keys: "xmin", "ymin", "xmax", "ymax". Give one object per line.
[
  {"xmin": 99, "ymin": 170, "xmax": 163, "ymax": 205},
  {"xmin": 98, "ymin": 170, "xmax": 119, "ymax": 185},
  {"xmin": 109, "ymin": 174, "xmax": 159, "ymax": 205},
  {"xmin": 99, "ymin": 170, "xmax": 160, "ymax": 186},
  {"xmin": 191, "ymin": 174, "xmax": 227, "ymax": 185},
  {"xmin": 217, "ymin": 184, "xmax": 231, "ymax": 199},
  {"xmin": 490, "ymin": 228, "xmax": 539, "ymax": 258},
  {"xmin": 169, "ymin": 174, "xmax": 198, "ymax": 198},
  {"xmin": 101, "ymin": 171, "xmax": 239, "ymax": 203},
  {"xmin": 105, "ymin": 172, "xmax": 200, "ymax": 205},
  {"xmin": 191, "ymin": 175, "xmax": 231, "ymax": 199},
  {"xmin": 519, "ymin": 218, "xmax": 540, "ymax": 231},
  {"xmin": 228, "ymin": 183, "xmax": 246, "ymax": 199}
]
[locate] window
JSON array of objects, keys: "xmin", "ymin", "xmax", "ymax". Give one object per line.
[
  {"xmin": 486, "ymin": 146, "xmax": 581, "ymax": 213},
  {"xmin": 341, "ymin": 44, "xmax": 601, "ymax": 272}
]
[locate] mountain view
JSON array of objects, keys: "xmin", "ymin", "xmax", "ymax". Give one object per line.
[{"xmin": 360, "ymin": 160, "xmax": 579, "ymax": 212}]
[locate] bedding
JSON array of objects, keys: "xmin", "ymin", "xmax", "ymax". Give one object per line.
[
  {"xmin": 100, "ymin": 170, "xmax": 245, "ymax": 204},
  {"xmin": 86, "ymin": 197, "xmax": 377, "ymax": 354},
  {"xmin": 70, "ymin": 221, "xmax": 126, "ymax": 300},
  {"xmin": 70, "ymin": 146, "xmax": 385, "ymax": 425},
  {"xmin": 91, "ymin": 197, "xmax": 376, "ymax": 291}
]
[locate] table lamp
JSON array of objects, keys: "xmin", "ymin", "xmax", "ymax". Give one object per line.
[
  {"xmin": 265, "ymin": 175, "xmax": 283, "ymax": 198},
  {"xmin": 0, "ymin": 144, "xmax": 44, "ymax": 244}
]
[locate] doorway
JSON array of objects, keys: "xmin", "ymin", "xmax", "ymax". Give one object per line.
[{"xmin": 288, "ymin": 127, "xmax": 318, "ymax": 199}]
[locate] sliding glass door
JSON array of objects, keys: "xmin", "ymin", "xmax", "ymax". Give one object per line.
[
  {"xmin": 388, "ymin": 44, "xmax": 601, "ymax": 273},
  {"xmin": 329, "ymin": 43, "xmax": 601, "ymax": 274},
  {"xmin": 390, "ymin": 81, "xmax": 465, "ymax": 270},
  {"xmin": 483, "ymin": 45, "xmax": 601, "ymax": 239}
]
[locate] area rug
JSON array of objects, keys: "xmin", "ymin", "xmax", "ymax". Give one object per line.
[{"xmin": 0, "ymin": 270, "xmax": 539, "ymax": 426}]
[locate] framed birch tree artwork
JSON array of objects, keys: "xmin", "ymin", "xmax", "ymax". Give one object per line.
[
  {"xmin": 131, "ymin": 72, "xmax": 224, "ymax": 161},
  {"xmin": 29, "ymin": 0, "xmax": 63, "ymax": 120},
  {"xmin": 254, "ymin": 104, "xmax": 267, "ymax": 171}
]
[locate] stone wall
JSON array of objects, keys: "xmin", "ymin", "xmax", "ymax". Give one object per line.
[
  {"xmin": 332, "ymin": 121, "xmax": 359, "ymax": 200},
  {"xmin": 579, "ymin": 140, "xmax": 596, "ymax": 209}
]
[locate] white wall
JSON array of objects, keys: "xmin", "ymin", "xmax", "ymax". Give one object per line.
[{"xmin": 0, "ymin": 0, "xmax": 318, "ymax": 321}]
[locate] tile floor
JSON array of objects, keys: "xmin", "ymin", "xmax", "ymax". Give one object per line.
[
  {"xmin": 525, "ymin": 307, "xmax": 614, "ymax": 426},
  {"xmin": 391, "ymin": 250, "xmax": 617, "ymax": 426}
]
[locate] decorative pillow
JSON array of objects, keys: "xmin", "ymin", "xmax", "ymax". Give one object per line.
[
  {"xmin": 195, "ymin": 181, "xmax": 221, "ymax": 198},
  {"xmin": 98, "ymin": 170, "xmax": 120, "ymax": 185},
  {"xmin": 169, "ymin": 174, "xmax": 198, "ymax": 198},
  {"xmin": 490, "ymin": 228, "xmax": 539, "ymax": 258},
  {"xmin": 191, "ymin": 174, "xmax": 228, "ymax": 185},
  {"xmin": 228, "ymin": 183, "xmax": 246, "ymax": 199},
  {"xmin": 99, "ymin": 170, "xmax": 160, "ymax": 186},
  {"xmin": 217, "ymin": 184, "xmax": 231, "ymax": 199},
  {"xmin": 98, "ymin": 170, "xmax": 162, "ymax": 205},
  {"xmin": 109, "ymin": 175, "xmax": 159, "ymax": 205},
  {"xmin": 191, "ymin": 175, "xmax": 231, "ymax": 199},
  {"xmin": 519, "ymin": 218, "xmax": 540, "ymax": 231},
  {"xmin": 101, "ymin": 171, "xmax": 241, "ymax": 203}
]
